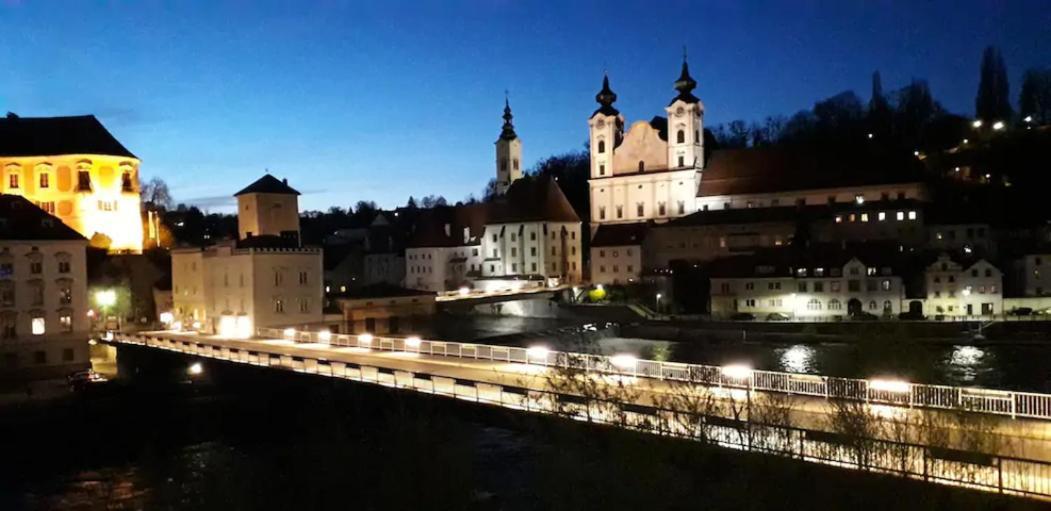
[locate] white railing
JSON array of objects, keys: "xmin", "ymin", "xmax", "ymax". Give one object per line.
[
  {"xmin": 256, "ymin": 327, "xmax": 1051, "ymax": 421},
  {"xmin": 109, "ymin": 331, "xmax": 1051, "ymax": 501}
]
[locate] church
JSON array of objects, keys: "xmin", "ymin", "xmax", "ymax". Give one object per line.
[{"xmin": 587, "ymin": 58, "xmax": 929, "ymax": 284}]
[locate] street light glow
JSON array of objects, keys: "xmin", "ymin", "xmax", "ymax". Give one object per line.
[
  {"xmin": 972, "ymin": 119, "xmax": 983, "ymax": 128},
  {"xmin": 1024, "ymin": 115, "xmax": 1033, "ymax": 123},
  {"xmin": 405, "ymin": 336, "xmax": 422, "ymax": 348},
  {"xmin": 159, "ymin": 312, "xmax": 174, "ymax": 325},
  {"xmin": 283, "ymin": 328, "xmax": 296, "ymax": 339},
  {"xmin": 610, "ymin": 354, "xmax": 638, "ymax": 369},
  {"xmin": 358, "ymin": 333, "xmax": 373, "ymax": 345},
  {"xmin": 458, "ymin": 286, "xmax": 470, "ymax": 296},
  {"xmin": 526, "ymin": 345, "xmax": 550, "ymax": 359},
  {"xmin": 95, "ymin": 289, "xmax": 117, "ymax": 307},
  {"xmin": 992, "ymin": 121, "xmax": 1005, "ymax": 130},
  {"xmin": 721, "ymin": 364, "xmax": 753, "ymax": 380},
  {"xmin": 318, "ymin": 329, "xmax": 332, "ymax": 342},
  {"xmin": 188, "ymin": 362, "xmax": 203, "ymax": 375},
  {"xmin": 869, "ymin": 378, "xmax": 911, "ymax": 393}
]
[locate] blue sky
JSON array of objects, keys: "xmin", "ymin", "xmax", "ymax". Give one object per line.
[{"xmin": 0, "ymin": 1, "xmax": 1047, "ymax": 211}]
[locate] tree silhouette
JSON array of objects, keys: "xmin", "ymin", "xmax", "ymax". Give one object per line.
[
  {"xmin": 976, "ymin": 46, "xmax": 1013, "ymax": 122},
  {"xmin": 1019, "ymin": 68, "xmax": 1051, "ymax": 124}
]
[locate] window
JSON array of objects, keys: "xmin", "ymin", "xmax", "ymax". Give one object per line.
[
  {"xmin": 829, "ymin": 299, "xmax": 842, "ymax": 310},
  {"xmin": 531, "ymin": 263, "xmax": 537, "ymax": 271},
  {"xmin": 274, "ymin": 299, "xmax": 284, "ymax": 313},
  {"xmin": 599, "ymin": 164, "xmax": 605, "ymax": 176},
  {"xmin": 677, "ymin": 201, "xmax": 685, "ymax": 215},
  {"xmin": 908, "ymin": 211, "xmax": 917, "ymax": 220},
  {"xmin": 798, "ymin": 282, "xmax": 807, "ymax": 292},
  {"xmin": 8, "ymin": 173, "xmax": 18, "ymax": 189},
  {"xmin": 299, "ymin": 271, "xmax": 308, "ymax": 285},
  {"xmin": 985, "ymin": 268, "xmax": 992, "ymax": 277},
  {"xmin": 883, "ymin": 300, "xmax": 892, "ymax": 312},
  {"xmin": 896, "ymin": 211, "xmax": 905, "ymax": 221},
  {"xmin": 678, "ymin": 156, "xmax": 685, "ymax": 167},
  {"xmin": 658, "ymin": 202, "xmax": 666, "ymax": 216},
  {"xmin": 807, "ymin": 298, "xmax": 822, "ymax": 310},
  {"xmin": 638, "ymin": 161, "xmax": 645, "ymax": 172},
  {"xmin": 676, "ymin": 130, "xmax": 685, "ymax": 143},
  {"xmin": 39, "ymin": 172, "xmax": 49, "ymax": 189},
  {"xmin": 58, "ymin": 282, "xmax": 72, "ymax": 305},
  {"xmin": 636, "ymin": 203, "xmax": 644, "ymax": 217},
  {"xmin": 37, "ymin": 201, "xmax": 55, "ymax": 214},
  {"xmin": 881, "ymin": 279, "xmax": 891, "ymax": 291},
  {"xmin": 121, "ymin": 172, "xmax": 133, "ymax": 192},
  {"xmin": 511, "ymin": 247, "xmax": 517, "ymax": 257},
  {"xmin": 530, "ymin": 247, "xmax": 536, "ymax": 256},
  {"xmin": 598, "ymin": 140, "xmax": 605, "ymax": 153},
  {"xmin": 299, "ymin": 298, "xmax": 310, "ymax": 313},
  {"xmin": 831, "ymin": 281, "xmax": 841, "ymax": 292},
  {"xmin": 868, "ymin": 301, "xmax": 877, "ymax": 310},
  {"xmin": 77, "ymin": 170, "xmax": 92, "ymax": 191},
  {"xmin": 814, "ymin": 282, "xmax": 824, "ymax": 292},
  {"xmin": 30, "ymin": 261, "xmax": 42, "ymax": 274},
  {"xmin": 60, "ymin": 314, "xmax": 72, "ymax": 332},
  {"xmin": 0, "ymin": 281, "xmax": 13, "ymax": 306},
  {"xmin": 616, "ymin": 205, "xmax": 623, "ymax": 219},
  {"xmin": 274, "ymin": 271, "xmax": 283, "ymax": 286},
  {"xmin": 31, "ymin": 316, "xmax": 45, "ymax": 335}
]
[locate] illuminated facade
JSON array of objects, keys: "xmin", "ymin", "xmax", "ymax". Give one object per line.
[
  {"xmin": 0, "ymin": 195, "xmax": 90, "ymax": 381},
  {"xmin": 0, "ymin": 114, "xmax": 144, "ymax": 253},
  {"xmin": 171, "ymin": 175, "xmax": 323, "ymax": 335},
  {"xmin": 924, "ymin": 254, "xmax": 1003, "ymax": 317}
]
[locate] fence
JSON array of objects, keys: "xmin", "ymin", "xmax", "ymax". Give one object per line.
[
  {"xmin": 112, "ymin": 331, "xmax": 1051, "ymax": 501},
  {"xmin": 256, "ymin": 327, "xmax": 1051, "ymax": 421}
]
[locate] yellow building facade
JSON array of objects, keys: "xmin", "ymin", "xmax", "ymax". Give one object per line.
[{"xmin": 0, "ymin": 115, "xmax": 144, "ymax": 253}]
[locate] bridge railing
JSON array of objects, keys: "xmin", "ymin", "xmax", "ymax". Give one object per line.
[
  {"xmin": 111, "ymin": 331, "xmax": 1051, "ymax": 500},
  {"xmin": 254, "ymin": 327, "xmax": 1051, "ymax": 421}
]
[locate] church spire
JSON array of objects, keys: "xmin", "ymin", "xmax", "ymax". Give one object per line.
[
  {"xmin": 671, "ymin": 51, "xmax": 700, "ymax": 105},
  {"xmin": 593, "ymin": 72, "xmax": 620, "ymax": 117},
  {"xmin": 499, "ymin": 92, "xmax": 517, "ymax": 141}
]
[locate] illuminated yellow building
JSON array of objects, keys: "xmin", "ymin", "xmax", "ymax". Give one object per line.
[{"xmin": 0, "ymin": 114, "xmax": 144, "ymax": 253}]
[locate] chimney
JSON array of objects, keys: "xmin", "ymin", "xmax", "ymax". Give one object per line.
[{"xmin": 282, "ymin": 178, "xmax": 288, "ymax": 185}]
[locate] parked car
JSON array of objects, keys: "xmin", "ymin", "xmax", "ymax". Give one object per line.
[
  {"xmin": 766, "ymin": 312, "xmax": 791, "ymax": 321},
  {"xmin": 850, "ymin": 311, "xmax": 879, "ymax": 321},
  {"xmin": 729, "ymin": 312, "xmax": 756, "ymax": 321},
  {"xmin": 1009, "ymin": 307, "xmax": 1034, "ymax": 316},
  {"xmin": 67, "ymin": 369, "xmax": 106, "ymax": 388}
]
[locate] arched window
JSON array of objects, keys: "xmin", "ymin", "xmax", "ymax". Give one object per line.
[
  {"xmin": 676, "ymin": 130, "xmax": 685, "ymax": 144},
  {"xmin": 807, "ymin": 298, "xmax": 822, "ymax": 310},
  {"xmin": 869, "ymin": 301, "xmax": 877, "ymax": 310},
  {"xmin": 121, "ymin": 171, "xmax": 133, "ymax": 192},
  {"xmin": 883, "ymin": 300, "xmax": 892, "ymax": 312},
  {"xmin": 638, "ymin": 161, "xmax": 645, "ymax": 172},
  {"xmin": 598, "ymin": 140, "xmax": 606, "ymax": 153},
  {"xmin": 828, "ymin": 299, "xmax": 842, "ymax": 310},
  {"xmin": 35, "ymin": 163, "xmax": 53, "ymax": 190},
  {"xmin": 695, "ymin": 129, "xmax": 700, "ymax": 143}
]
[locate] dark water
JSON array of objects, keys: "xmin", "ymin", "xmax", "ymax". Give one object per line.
[{"xmin": 588, "ymin": 337, "xmax": 1051, "ymax": 392}]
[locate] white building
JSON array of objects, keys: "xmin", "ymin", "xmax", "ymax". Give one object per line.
[
  {"xmin": 0, "ymin": 195, "xmax": 90, "ymax": 381},
  {"xmin": 709, "ymin": 248, "xmax": 906, "ymax": 319},
  {"xmin": 171, "ymin": 175, "xmax": 323, "ymax": 335},
  {"xmin": 1014, "ymin": 254, "xmax": 1051, "ymax": 297},
  {"xmin": 924, "ymin": 253, "xmax": 1003, "ymax": 317},
  {"xmin": 585, "ymin": 59, "xmax": 929, "ymax": 269},
  {"xmin": 590, "ymin": 223, "xmax": 647, "ymax": 285}
]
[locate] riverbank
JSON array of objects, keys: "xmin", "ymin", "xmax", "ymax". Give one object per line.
[{"xmin": 1, "ymin": 352, "xmax": 1045, "ymax": 510}]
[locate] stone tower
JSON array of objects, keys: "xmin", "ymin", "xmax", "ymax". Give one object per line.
[{"xmin": 494, "ymin": 97, "xmax": 523, "ymax": 196}]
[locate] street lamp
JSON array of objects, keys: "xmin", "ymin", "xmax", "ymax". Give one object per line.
[
  {"xmin": 95, "ymin": 289, "xmax": 118, "ymax": 331},
  {"xmin": 992, "ymin": 121, "xmax": 1005, "ymax": 131},
  {"xmin": 655, "ymin": 293, "xmax": 662, "ymax": 312},
  {"xmin": 972, "ymin": 119, "xmax": 983, "ymax": 128}
]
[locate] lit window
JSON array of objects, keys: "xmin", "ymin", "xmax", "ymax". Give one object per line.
[
  {"xmin": 834, "ymin": 215, "xmax": 842, "ymax": 223},
  {"xmin": 861, "ymin": 213, "xmax": 869, "ymax": 222},
  {"xmin": 896, "ymin": 211, "xmax": 904, "ymax": 221},
  {"xmin": 908, "ymin": 211, "xmax": 917, "ymax": 220},
  {"xmin": 31, "ymin": 316, "xmax": 45, "ymax": 335},
  {"xmin": 878, "ymin": 212, "xmax": 886, "ymax": 221}
]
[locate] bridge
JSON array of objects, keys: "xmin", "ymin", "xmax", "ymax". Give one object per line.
[{"xmin": 108, "ymin": 328, "xmax": 1051, "ymax": 501}]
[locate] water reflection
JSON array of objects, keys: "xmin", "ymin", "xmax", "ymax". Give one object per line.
[
  {"xmin": 944, "ymin": 345, "xmax": 991, "ymax": 385},
  {"xmin": 779, "ymin": 345, "xmax": 816, "ymax": 374}
]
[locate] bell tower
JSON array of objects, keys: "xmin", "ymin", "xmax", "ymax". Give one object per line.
[
  {"xmin": 664, "ymin": 54, "xmax": 704, "ymax": 170},
  {"xmin": 588, "ymin": 73, "xmax": 624, "ymax": 179},
  {"xmin": 495, "ymin": 95, "xmax": 523, "ymax": 196}
]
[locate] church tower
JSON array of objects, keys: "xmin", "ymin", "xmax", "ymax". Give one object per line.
[
  {"xmin": 664, "ymin": 56, "xmax": 705, "ymax": 170},
  {"xmin": 588, "ymin": 74, "xmax": 624, "ymax": 180},
  {"xmin": 495, "ymin": 97, "xmax": 523, "ymax": 196}
]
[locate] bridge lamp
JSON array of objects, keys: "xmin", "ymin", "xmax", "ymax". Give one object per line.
[
  {"xmin": 188, "ymin": 362, "xmax": 203, "ymax": 376},
  {"xmin": 869, "ymin": 378, "xmax": 911, "ymax": 393},
  {"xmin": 159, "ymin": 312, "xmax": 174, "ymax": 326},
  {"xmin": 318, "ymin": 330, "xmax": 332, "ymax": 343},
  {"xmin": 405, "ymin": 336, "xmax": 422, "ymax": 349},
  {"xmin": 992, "ymin": 121, "xmax": 1005, "ymax": 131},
  {"xmin": 358, "ymin": 333, "xmax": 373, "ymax": 346},
  {"xmin": 172, "ymin": 320, "xmax": 183, "ymax": 332},
  {"xmin": 458, "ymin": 286, "xmax": 470, "ymax": 297},
  {"xmin": 972, "ymin": 119, "xmax": 983, "ymax": 128},
  {"xmin": 610, "ymin": 354, "xmax": 638, "ymax": 371},
  {"xmin": 283, "ymin": 328, "xmax": 296, "ymax": 339},
  {"xmin": 95, "ymin": 289, "xmax": 117, "ymax": 308},
  {"xmin": 720, "ymin": 364, "xmax": 753, "ymax": 380},
  {"xmin": 526, "ymin": 345, "xmax": 550, "ymax": 364}
]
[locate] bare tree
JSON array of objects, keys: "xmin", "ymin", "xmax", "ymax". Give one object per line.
[{"xmin": 141, "ymin": 177, "xmax": 174, "ymax": 210}]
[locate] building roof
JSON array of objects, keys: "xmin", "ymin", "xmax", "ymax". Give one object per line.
[
  {"xmin": 0, "ymin": 195, "xmax": 87, "ymax": 241},
  {"xmin": 0, "ymin": 114, "xmax": 136, "ymax": 159},
  {"xmin": 592, "ymin": 74, "xmax": 620, "ymax": 118},
  {"xmin": 498, "ymin": 97, "xmax": 518, "ymax": 141},
  {"xmin": 233, "ymin": 174, "xmax": 301, "ymax": 196},
  {"xmin": 663, "ymin": 205, "xmax": 805, "ymax": 228},
  {"xmin": 698, "ymin": 147, "xmax": 924, "ymax": 198},
  {"xmin": 406, "ymin": 203, "xmax": 488, "ymax": 248},
  {"xmin": 669, "ymin": 60, "xmax": 700, "ymax": 106},
  {"xmin": 487, "ymin": 175, "xmax": 580, "ymax": 224},
  {"xmin": 591, "ymin": 223, "xmax": 649, "ymax": 247},
  {"xmin": 705, "ymin": 242, "xmax": 909, "ymax": 279}
]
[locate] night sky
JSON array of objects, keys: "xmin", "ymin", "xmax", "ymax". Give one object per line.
[{"xmin": 0, "ymin": 1, "xmax": 1046, "ymax": 211}]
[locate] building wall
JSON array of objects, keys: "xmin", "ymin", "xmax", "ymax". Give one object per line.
[
  {"xmin": 237, "ymin": 192, "xmax": 301, "ymax": 240},
  {"xmin": 495, "ymin": 137, "xmax": 523, "ymax": 195},
  {"xmin": 926, "ymin": 223, "xmax": 995, "ymax": 255},
  {"xmin": 406, "ymin": 246, "xmax": 456, "ymax": 292},
  {"xmin": 925, "ymin": 256, "xmax": 1003, "ymax": 316},
  {"xmin": 1, "ymin": 154, "xmax": 143, "ymax": 253},
  {"xmin": 337, "ymin": 294, "xmax": 436, "ymax": 334},
  {"xmin": 710, "ymin": 260, "xmax": 904, "ymax": 319},
  {"xmin": 364, "ymin": 253, "xmax": 405, "ymax": 287},
  {"xmin": 172, "ymin": 245, "xmax": 322, "ymax": 331},
  {"xmin": 590, "ymin": 244, "xmax": 642, "ymax": 284},
  {"xmin": 0, "ymin": 239, "xmax": 90, "ymax": 380},
  {"xmin": 647, "ymin": 221, "xmax": 793, "ymax": 267},
  {"xmin": 1015, "ymin": 254, "xmax": 1051, "ymax": 297},
  {"xmin": 590, "ymin": 169, "xmax": 699, "ymax": 225},
  {"xmin": 695, "ymin": 183, "xmax": 927, "ymax": 212}
]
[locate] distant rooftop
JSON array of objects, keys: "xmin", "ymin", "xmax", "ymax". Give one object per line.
[
  {"xmin": 0, "ymin": 195, "xmax": 87, "ymax": 241},
  {"xmin": 234, "ymin": 174, "xmax": 301, "ymax": 196},
  {"xmin": 0, "ymin": 114, "xmax": 136, "ymax": 159}
]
